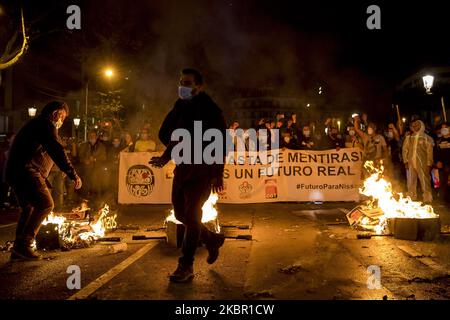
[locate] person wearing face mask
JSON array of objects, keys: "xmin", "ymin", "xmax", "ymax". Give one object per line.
[
  {"xmin": 354, "ymin": 117, "xmax": 387, "ymax": 163},
  {"xmin": 402, "ymin": 120, "xmax": 434, "ymax": 203},
  {"xmin": 78, "ymin": 130, "xmax": 107, "ymax": 207},
  {"xmin": 134, "ymin": 128, "xmax": 156, "ymax": 152},
  {"xmin": 298, "ymin": 125, "xmax": 316, "ymax": 150},
  {"xmin": 281, "ymin": 131, "xmax": 300, "ymax": 150},
  {"xmin": 345, "ymin": 125, "xmax": 363, "ymax": 150},
  {"xmin": 5, "ymin": 101, "xmax": 82, "ymax": 261},
  {"xmin": 325, "ymin": 126, "xmax": 345, "ymax": 151},
  {"xmin": 434, "ymin": 123, "xmax": 450, "ymax": 202},
  {"xmin": 149, "ymin": 68, "xmax": 227, "ymax": 283}
]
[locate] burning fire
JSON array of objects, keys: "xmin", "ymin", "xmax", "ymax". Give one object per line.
[
  {"xmin": 359, "ymin": 161, "xmax": 438, "ymax": 234},
  {"xmin": 41, "ymin": 204, "xmax": 117, "ymax": 248},
  {"xmin": 165, "ymin": 193, "xmax": 221, "ymax": 233}
]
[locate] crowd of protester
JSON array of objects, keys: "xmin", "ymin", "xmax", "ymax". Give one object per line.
[
  {"xmin": 228, "ymin": 112, "xmax": 450, "ymax": 204},
  {"xmin": 0, "ymin": 126, "xmax": 158, "ymax": 212},
  {"xmin": 0, "ymin": 110, "xmax": 448, "ymax": 211}
]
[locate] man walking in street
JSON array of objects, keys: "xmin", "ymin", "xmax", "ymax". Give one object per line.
[
  {"xmin": 150, "ymin": 68, "xmax": 227, "ymax": 283},
  {"xmin": 6, "ymin": 101, "xmax": 82, "ymax": 261}
]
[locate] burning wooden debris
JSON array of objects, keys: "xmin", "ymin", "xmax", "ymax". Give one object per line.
[
  {"xmin": 36, "ymin": 203, "xmax": 117, "ymax": 250},
  {"xmin": 164, "ymin": 193, "xmax": 221, "ymax": 247},
  {"xmin": 160, "ymin": 193, "xmax": 253, "ymax": 246},
  {"xmin": 347, "ymin": 161, "xmax": 440, "ymax": 240}
]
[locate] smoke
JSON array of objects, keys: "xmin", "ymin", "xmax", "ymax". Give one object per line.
[
  {"xmin": 114, "ymin": 0, "xmax": 378, "ymax": 136},
  {"xmin": 15, "ymin": 0, "xmax": 385, "ymax": 140}
]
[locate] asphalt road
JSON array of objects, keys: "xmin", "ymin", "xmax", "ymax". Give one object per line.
[{"xmin": 0, "ymin": 202, "xmax": 449, "ymax": 300}]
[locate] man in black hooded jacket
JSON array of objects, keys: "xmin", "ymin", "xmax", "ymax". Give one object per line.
[
  {"xmin": 6, "ymin": 101, "xmax": 82, "ymax": 261},
  {"xmin": 150, "ymin": 68, "xmax": 227, "ymax": 283}
]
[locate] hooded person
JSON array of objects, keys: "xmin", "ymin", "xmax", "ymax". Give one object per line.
[
  {"xmin": 5, "ymin": 101, "xmax": 82, "ymax": 261},
  {"xmin": 402, "ymin": 120, "xmax": 434, "ymax": 203}
]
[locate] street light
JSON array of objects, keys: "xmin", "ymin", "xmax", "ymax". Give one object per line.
[
  {"xmin": 28, "ymin": 106, "xmax": 37, "ymax": 117},
  {"xmin": 422, "ymin": 75, "xmax": 434, "ymax": 95},
  {"xmin": 84, "ymin": 66, "xmax": 117, "ymax": 141},
  {"xmin": 422, "ymin": 74, "xmax": 447, "ymax": 122},
  {"xmin": 73, "ymin": 116, "xmax": 81, "ymax": 142},
  {"xmin": 104, "ymin": 68, "xmax": 115, "ymax": 79},
  {"xmin": 73, "ymin": 117, "xmax": 81, "ymax": 127}
]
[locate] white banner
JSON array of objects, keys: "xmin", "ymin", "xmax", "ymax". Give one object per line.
[{"xmin": 118, "ymin": 148, "xmax": 364, "ymax": 204}]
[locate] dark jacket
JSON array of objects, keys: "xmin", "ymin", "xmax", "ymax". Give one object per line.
[
  {"xmin": 5, "ymin": 116, "xmax": 78, "ymax": 184},
  {"xmin": 325, "ymin": 135, "xmax": 345, "ymax": 150},
  {"xmin": 158, "ymin": 92, "xmax": 227, "ymax": 181},
  {"xmin": 435, "ymin": 136, "xmax": 450, "ymax": 166}
]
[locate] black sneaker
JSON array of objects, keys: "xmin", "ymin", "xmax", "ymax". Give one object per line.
[
  {"xmin": 10, "ymin": 245, "xmax": 42, "ymax": 261},
  {"xmin": 206, "ymin": 233, "xmax": 225, "ymax": 265},
  {"xmin": 169, "ymin": 264, "xmax": 194, "ymax": 283}
]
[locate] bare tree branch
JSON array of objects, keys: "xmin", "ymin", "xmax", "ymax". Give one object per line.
[{"xmin": 0, "ymin": 8, "xmax": 28, "ymax": 70}]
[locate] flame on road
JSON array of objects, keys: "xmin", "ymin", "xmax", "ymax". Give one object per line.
[
  {"xmin": 41, "ymin": 204, "xmax": 117, "ymax": 246},
  {"xmin": 359, "ymin": 161, "xmax": 438, "ymax": 234},
  {"xmin": 166, "ymin": 193, "xmax": 221, "ymax": 233}
]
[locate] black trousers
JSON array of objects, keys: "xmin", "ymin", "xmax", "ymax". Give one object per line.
[
  {"xmin": 171, "ymin": 171, "xmax": 216, "ymax": 266},
  {"xmin": 11, "ymin": 175, "xmax": 54, "ymax": 245}
]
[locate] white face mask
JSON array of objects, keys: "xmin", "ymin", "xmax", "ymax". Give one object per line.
[
  {"xmin": 367, "ymin": 128, "xmax": 374, "ymax": 135},
  {"xmin": 303, "ymin": 130, "xmax": 310, "ymax": 137},
  {"xmin": 53, "ymin": 118, "xmax": 63, "ymax": 129},
  {"xmin": 349, "ymin": 130, "xmax": 355, "ymax": 136},
  {"xmin": 441, "ymin": 128, "xmax": 449, "ymax": 136},
  {"xmin": 178, "ymin": 86, "xmax": 194, "ymax": 100},
  {"xmin": 388, "ymin": 131, "xmax": 394, "ymax": 139}
]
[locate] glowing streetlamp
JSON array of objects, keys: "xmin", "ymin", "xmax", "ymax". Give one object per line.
[
  {"xmin": 422, "ymin": 75, "xmax": 434, "ymax": 95},
  {"xmin": 422, "ymin": 74, "xmax": 447, "ymax": 121},
  {"xmin": 84, "ymin": 66, "xmax": 117, "ymax": 141},
  {"xmin": 402, "ymin": 117, "xmax": 406, "ymax": 124},
  {"xmin": 104, "ymin": 68, "xmax": 115, "ymax": 79},
  {"xmin": 73, "ymin": 117, "xmax": 81, "ymax": 128},
  {"xmin": 28, "ymin": 106, "xmax": 37, "ymax": 117}
]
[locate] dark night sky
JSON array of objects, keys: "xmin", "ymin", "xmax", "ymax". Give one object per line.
[{"xmin": 2, "ymin": 0, "xmax": 450, "ymax": 123}]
